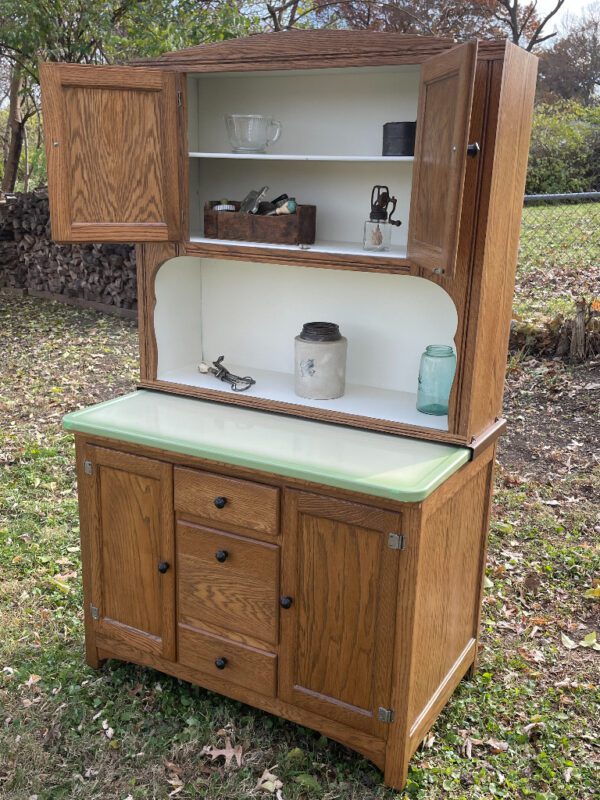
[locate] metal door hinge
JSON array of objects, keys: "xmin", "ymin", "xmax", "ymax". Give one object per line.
[
  {"xmin": 90, "ymin": 604, "xmax": 99, "ymax": 620},
  {"xmin": 84, "ymin": 459, "xmax": 93, "ymax": 476},
  {"xmin": 177, "ymin": 91, "xmax": 182, "ymax": 108},
  {"xmin": 378, "ymin": 707, "xmax": 395, "ymax": 723},
  {"xmin": 388, "ymin": 533, "xmax": 406, "ymax": 551}
]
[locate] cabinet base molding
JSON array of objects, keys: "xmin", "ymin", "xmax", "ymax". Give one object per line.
[
  {"xmin": 95, "ymin": 641, "xmax": 388, "ymax": 769},
  {"xmin": 93, "ymin": 637, "xmax": 477, "ymax": 786}
]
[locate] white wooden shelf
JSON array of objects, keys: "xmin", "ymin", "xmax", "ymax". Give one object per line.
[
  {"xmin": 160, "ymin": 363, "xmax": 448, "ymax": 431},
  {"xmin": 188, "ymin": 235, "xmax": 408, "ymax": 261},
  {"xmin": 189, "ymin": 152, "xmax": 414, "ymax": 163}
]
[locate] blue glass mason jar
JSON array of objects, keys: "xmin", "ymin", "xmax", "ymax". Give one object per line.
[{"xmin": 416, "ymin": 345, "xmax": 456, "ymax": 415}]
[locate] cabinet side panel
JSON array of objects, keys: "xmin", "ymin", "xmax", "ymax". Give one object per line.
[
  {"xmin": 460, "ymin": 45, "xmax": 537, "ymax": 437},
  {"xmin": 408, "ymin": 454, "xmax": 494, "ymax": 729}
]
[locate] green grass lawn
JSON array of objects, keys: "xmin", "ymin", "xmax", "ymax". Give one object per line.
[
  {"xmin": 515, "ymin": 203, "xmax": 600, "ymax": 320},
  {"xmin": 1, "ymin": 296, "xmax": 598, "ymax": 800}
]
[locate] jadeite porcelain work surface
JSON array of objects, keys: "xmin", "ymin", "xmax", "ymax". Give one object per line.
[{"xmin": 63, "ymin": 391, "xmax": 471, "ymax": 502}]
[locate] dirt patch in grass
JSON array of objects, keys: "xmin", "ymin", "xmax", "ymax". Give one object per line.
[
  {"xmin": 1, "ymin": 294, "xmax": 598, "ymax": 800},
  {"xmin": 500, "ymin": 357, "xmax": 600, "ymax": 481}
]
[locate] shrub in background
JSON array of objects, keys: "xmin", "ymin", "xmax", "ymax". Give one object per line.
[{"xmin": 526, "ymin": 101, "xmax": 600, "ymax": 195}]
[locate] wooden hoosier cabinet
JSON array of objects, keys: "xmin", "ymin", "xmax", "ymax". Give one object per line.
[{"xmin": 40, "ymin": 30, "xmax": 537, "ymax": 789}]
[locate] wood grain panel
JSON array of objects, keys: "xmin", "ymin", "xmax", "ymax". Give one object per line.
[
  {"xmin": 40, "ymin": 63, "xmax": 180, "ymax": 242},
  {"xmin": 174, "ymin": 467, "xmax": 280, "ymax": 537},
  {"xmin": 408, "ymin": 41, "xmax": 478, "ymax": 277},
  {"xmin": 130, "ymin": 30, "xmax": 506, "ymax": 71},
  {"xmin": 177, "ymin": 522, "xmax": 279, "ymax": 645},
  {"xmin": 280, "ymin": 491, "xmax": 401, "ymax": 736},
  {"xmin": 99, "ymin": 466, "xmax": 162, "ymax": 635},
  {"xmin": 407, "ymin": 457, "xmax": 493, "ymax": 726},
  {"xmin": 68, "ymin": 87, "xmax": 163, "ymax": 224},
  {"xmin": 178, "ymin": 624, "xmax": 277, "ymax": 697}
]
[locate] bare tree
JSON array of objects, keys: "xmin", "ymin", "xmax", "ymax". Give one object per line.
[
  {"xmin": 491, "ymin": 0, "xmax": 566, "ymax": 50},
  {"xmin": 259, "ymin": 1, "xmax": 567, "ymax": 48},
  {"xmin": 537, "ymin": 2, "xmax": 600, "ymax": 104}
]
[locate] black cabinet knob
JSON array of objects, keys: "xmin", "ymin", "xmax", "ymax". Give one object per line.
[
  {"xmin": 280, "ymin": 596, "xmax": 293, "ymax": 609},
  {"xmin": 467, "ymin": 142, "xmax": 481, "ymax": 157},
  {"xmin": 158, "ymin": 561, "xmax": 170, "ymax": 574},
  {"xmin": 214, "ymin": 496, "xmax": 227, "ymax": 509},
  {"xmin": 215, "ymin": 657, "xmax": 227, "ymax": 670},
  {"xmin": 215, "ymin": 550, "xmax": 229, "ymax": 563}
]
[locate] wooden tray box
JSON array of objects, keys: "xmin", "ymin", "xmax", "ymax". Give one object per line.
[{"xmin": 204, "ymin": 201, "xmax": 316, "ymax": 244}]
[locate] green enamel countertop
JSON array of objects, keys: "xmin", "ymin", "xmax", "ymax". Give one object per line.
[{"xmin": 63, "ymin": 390, "xmax": 471, "ymax": 503}]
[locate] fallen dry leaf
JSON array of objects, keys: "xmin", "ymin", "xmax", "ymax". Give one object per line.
[
  {"xmin": 486, "ymin": 738, "xmax": 509, "ymax": 754},
  {"xmin": 422, "ymin": 731, "xmax": 435, "ymax": 749},
  {"xmin": 202, "ymin": 736, "xmax": 243, "ymax": 768},
  {"xmin": 255, "ymin": 767, "xmax": 284, "ymax": 793}
]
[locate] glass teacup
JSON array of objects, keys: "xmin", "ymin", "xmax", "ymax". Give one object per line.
[{"xmin": 225, "ymin": 114, "xmax": 282, "ymax": 153}]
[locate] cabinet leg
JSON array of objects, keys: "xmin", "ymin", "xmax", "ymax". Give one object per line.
[
  {"xmin": 85, "ymin": 645, "xmax": 104, "ymax": 670},
  {"xmin": 467, "ymin": 649, "xmax": 479, "ymax": 679},
  {"xmin": 383, "ymin": 735, "xmax": 411, "ymax": 792},
  {"xmin": 383, "ymin": 749, "xmax": 410, "ymax": 792}
]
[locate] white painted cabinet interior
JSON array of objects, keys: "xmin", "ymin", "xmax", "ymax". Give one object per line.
[
  {"xmin": 154, "ymin": 257, "xmax": 457, "ymax": 431},
  {"xmin": 187, "ymin": 67, "xmax": 420, "ymax": 252}
]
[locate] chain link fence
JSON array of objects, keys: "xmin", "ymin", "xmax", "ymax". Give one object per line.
[{"xmin": 519, "ymin": 192, "xmax": 600, "ymax": 274}]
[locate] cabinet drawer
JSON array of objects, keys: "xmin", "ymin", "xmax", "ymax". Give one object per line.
[
  {"xmin": 174, "ymin": 467, "xmax": 279, "ymax": 537},
  {"xmin": 178, "ymin": 624, "xmax": 277, "ymax": 697},
  {"xmin": 177, "ymin": 522, "xmax": 279, "ymax": 645}
]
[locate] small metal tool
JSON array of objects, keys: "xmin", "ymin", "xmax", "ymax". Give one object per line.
[
  {"xmin": 239, "ymin": 186, "xmax": 269, "ymax": 214},
  {"xmin": 198, "ymin": 356, "xmax": 256, "ymax": 392}
]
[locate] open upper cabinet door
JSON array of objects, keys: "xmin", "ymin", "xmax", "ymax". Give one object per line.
[
  {"xmin": 407, "ymin": 41, "xmax": 478, "ymax": 277},
  {"xmin": 40, "ymin": 64, "xmax": 181, "ymax": 243}
]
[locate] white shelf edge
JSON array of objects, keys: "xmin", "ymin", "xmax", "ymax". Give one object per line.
[
  {"xmin": 158, "ymin": 363, "xmax": 448, "ymax": 432},
  {"xmin": 188, "ymin": 151, "xmax": 414, "ymax": 163},
  {"xmin": 188, "ymin": 236, "xmax": 408, "ymax": 261}
]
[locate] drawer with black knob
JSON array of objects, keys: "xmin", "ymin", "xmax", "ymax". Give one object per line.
[
  {"xmin": 177, "ymin": 521, "xmax": 280, "ymax": 645},
  {"xmin": 174, "ymin": 467, "xmax": 279, "ymax": 538},
  {"xmin": 178, "ymin": 623, "xmax": 277, "ymax": 698}
]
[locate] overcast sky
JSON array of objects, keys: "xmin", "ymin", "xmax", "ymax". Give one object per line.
[{"xmin": 536, "ymin": 0, "xmax": 595, "ymax": 31}]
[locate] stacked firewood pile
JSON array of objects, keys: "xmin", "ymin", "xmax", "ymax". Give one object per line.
[
  {"xmin": 0, "ymin": 190, "xmax": 136, "ymax": 309},
  {"xmin": 0, "ymin": 195, "xmax": 22, "ymax": 288}
]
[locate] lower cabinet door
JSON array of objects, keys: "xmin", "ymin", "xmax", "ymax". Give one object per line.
[
  {"xmin": 81, "ymin": 445, "xmax": 175, "ymax": 661},
  {"xmin": 279, "ymin": 491, "xmax": 402, "ymax": 737}
]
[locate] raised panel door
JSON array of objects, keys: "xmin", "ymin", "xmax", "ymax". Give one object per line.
[
  {"xmin": 279, "ymin": 491, "xmax": 401, "ymax": 736},
  {"xmin": 407, "ymin": 41, "xmax": 478, "ymax": 277},
  {"xmin": 82, "ymin": 445, "xmax": 175, "ymax": 660},
  {"xmin": 40, "ymin": 64, "xmax": 180, "ymax": 242}
]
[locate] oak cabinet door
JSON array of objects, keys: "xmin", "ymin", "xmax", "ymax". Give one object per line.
[
  {"xmin": 81, "ymin": 446, "xmax": 175, "ymax": 661},
  {"xmin": 279, "ymin": 491, "xmax": 401, "ymax": 737},
  {"xmin": 40, "ymin": 64, "xmax": 181, "ymax": 243},
  {"xmin": 407, "ymin": 41, "xmax": 478, "ymax": 277}
]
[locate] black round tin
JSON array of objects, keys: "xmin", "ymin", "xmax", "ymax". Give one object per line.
[{"xmin": 383, "ymin": 122, "xmax": 417, "ymax": 156}]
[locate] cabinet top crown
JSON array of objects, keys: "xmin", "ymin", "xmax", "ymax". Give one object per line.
[{"xmin": 129, "ymin": 29, "xmax": 513, "ymax": 72}]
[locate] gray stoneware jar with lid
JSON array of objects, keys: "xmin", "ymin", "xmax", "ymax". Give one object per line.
[{"xmin": 294, "ymin": 322, "xmax": 348, "ymax": 400}]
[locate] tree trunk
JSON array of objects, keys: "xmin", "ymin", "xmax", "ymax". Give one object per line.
[{"xmin": 1, "ymin": 67, "xmax": 25, "ymax": 194}]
